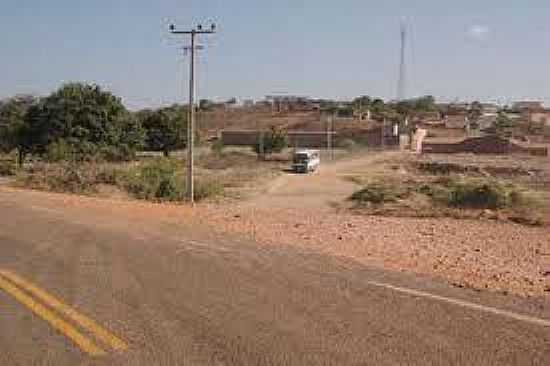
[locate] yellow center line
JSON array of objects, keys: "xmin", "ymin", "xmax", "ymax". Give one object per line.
[
  {"xmin": 0, "ymin": 270, "xmax": 128, "ymax": 352},
  {"xmin": 0, "ymin": 275, "xmax": 106, "ymax": 357}
]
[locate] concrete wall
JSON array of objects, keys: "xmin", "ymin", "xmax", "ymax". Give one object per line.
[
  {"xmin": 221, "ymin": 127, "xmax": 400, "ymax": 148},
  {"xmin": 221, "ymin": 130, "xmax": 336, "ymax": 148}
]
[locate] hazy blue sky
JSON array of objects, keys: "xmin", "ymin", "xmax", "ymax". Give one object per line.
[{"xmin": 2, "ymin": 0, "xmax": 550, "ymax": 108}]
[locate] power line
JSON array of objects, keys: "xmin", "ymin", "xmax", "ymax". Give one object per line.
[{"xmin": 170, "ymin": 23, "xmax": 216, "ymax": 204}]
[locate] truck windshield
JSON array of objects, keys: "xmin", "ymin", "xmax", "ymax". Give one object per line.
[{"xmin": 294, "ymin": 154, "xmax": 309, "ymax": 164}]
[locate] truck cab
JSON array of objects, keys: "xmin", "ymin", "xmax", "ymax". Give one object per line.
[{"xmin": 292, "ymin": 149, "xmax": 320, "ymax": 173}]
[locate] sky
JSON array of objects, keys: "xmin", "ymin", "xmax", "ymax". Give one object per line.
[{"xmin": 2, "ymin": 0, "xmax": 550, "ymax": 109}]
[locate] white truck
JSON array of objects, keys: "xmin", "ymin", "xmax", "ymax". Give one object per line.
[{"xmin": 292, "ymin": 149, "xmax": 320, "ymax": 173}]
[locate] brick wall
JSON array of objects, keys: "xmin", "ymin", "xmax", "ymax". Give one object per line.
[
  {"xmin": 221, "ymin": 127, "xmax": 399, "ymax": 148},
  {"xmin": 422, "ymin": 135, "xmax": 548, "ymax": 156}
]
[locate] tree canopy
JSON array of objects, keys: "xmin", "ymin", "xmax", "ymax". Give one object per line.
[
  {"xmin": 0, "ymin": 95, "xmax": 38, "ymax": 164},
  {"xmin": 0, "ymin": 83, "xmax": 147, "ymax": 163},
  {"xmin": 139, "ymin": 105, "xmax": 187, "ymax": 156}
]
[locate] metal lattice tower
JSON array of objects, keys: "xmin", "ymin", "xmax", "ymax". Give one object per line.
[{"xmin": 397, "ymin": 21, "xmax": 407, "ymax": 101}]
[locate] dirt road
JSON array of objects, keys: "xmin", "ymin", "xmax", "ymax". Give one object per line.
[
  {"xmin": 1, "ymin": 187, "xmax": 550, "ymax": 365},
  {"xmin": 210, "ymin": 152, "xmax": 550, "ymax": 297},
  {"xmin": 245, "ymin": 151, "xmax": 392, "ymax": 210}
]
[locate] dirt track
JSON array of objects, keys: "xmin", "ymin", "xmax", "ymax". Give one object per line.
[
  {"xmin": 204, "ymin": 151, "xmax": 550, "ymax": 297},
  {"xmin": 242, "ymin": 151, "xmax": 385, "ymax": 210}
]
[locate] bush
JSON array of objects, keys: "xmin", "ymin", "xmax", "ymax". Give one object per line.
[
  {"xmin": 120, "ymin": 159, "xmax": 183, "ymax": 201},
  {"xmin": 253, "ymin": 126, "xmax": 288, "ymax": 155},
  {"xmin": 338, "ymin": 138, "xmax": 357, "ymax": 150},
  {"xmin": 423, "ymin": 177, "xmax": 520, "ymax": 210},
  {"xmin": 17, "ymin": 162, "xmax": 99, "ymax": 193},
  {"xmin": 193, "ymin": 179, "xmax": 224, "ymax": 201},
  {"xmin": 350, "ymin": 182, "xmax": 410, "ymax": 205},
  {"xmin": 0, "ymin": 159, "xmax": 16, "ymax": 176},
  {"xmin": 119, "ymin": 158, "xmax": 223, "ymax": 202},
  {"xmin": 98, "ymin": 145, "xmax": 136, "ymax": 162},
  {"xmin": 447, "ymin": 182, "xmax": 509, "ymax": 209},
  {"xmin": 46, "ymin": 140, "xmax": 74, "ymax": 162}
]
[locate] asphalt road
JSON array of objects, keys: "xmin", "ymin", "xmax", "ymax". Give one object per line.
[{"xmin": 0, "ymin": 188, "xmax": 549, "ymax": 365}]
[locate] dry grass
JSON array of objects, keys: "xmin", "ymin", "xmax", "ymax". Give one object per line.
[
  {"xmin": 345, "ymin": 153, "xmax": 550, "ymax": 226},
  {"xmin": 12, "ymin": 149, "xmax": 287, "ymax": 203}
]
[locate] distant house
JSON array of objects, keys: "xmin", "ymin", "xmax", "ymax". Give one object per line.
[
  {"xmin": 444, "ymin": 115, "xmax": 467, "ymax": 129},
  {"xmin": 512, "ymin": 101, "xmax": 544, "ymax": 112},
  {"xmin": 265, "ymin": 95, "xmax": 318, "ymax": 112},
  {"xmin": 243, "ymin": 99, "xmax": 255, "ymax": 108},
  {"xmin": 528, "ymin": 110, "xmax": 550, "ymax": 126}
]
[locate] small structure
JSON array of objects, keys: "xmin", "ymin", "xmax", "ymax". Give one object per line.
[
  {"xmin": 512, "ymin": 101, "xmax": 544, "ymax": 112},
  {"xmin": 526, "ymin": 110, "xmax": 550, "ymax": 127}
]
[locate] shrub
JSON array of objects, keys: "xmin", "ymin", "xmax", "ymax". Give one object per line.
[
  {"xmin": 350, "ymin": 182, "xmax": 410, "ymax": 205},
  {"xmin": 120, "ymin": 158, "xmax": 183, "ymax": 201},
  {"xmin": 119, "ymin": 158, "xmax": 223, "ymax": 202},
  {"xmin": 253, "ymin": 126, "xmax": 288, "ymax": 155},
  {"xmin": 0, "ymin": 159, "xmax": 16, "ymax": 176},
  {"xmin": 423, "ymin": 177, "xmax": 520, "ymax": 210},
  {"xmin": 447, "ymin": 182, "xmax": 508, "ymax": 209},
  {"xmin": 193, "ymin": 179, "xmax": 224, "ymax": 201},
  {"xmin": 98, "ymin": 145, "xmax": 136, "ymax": 162},
  {"xmin": 16, "ymin": 162, "xmax": 99, "ymax": 193},
  {"xmin": 46, "ymin": 140, "xmax": 74, "ymax": 162}
]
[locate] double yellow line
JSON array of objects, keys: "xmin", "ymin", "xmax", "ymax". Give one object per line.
[{"xmin": 0, "ymin": 270, "xmax": 127, "ymax": 357}]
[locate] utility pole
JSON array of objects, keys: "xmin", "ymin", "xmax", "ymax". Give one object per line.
[
  {"xmin": 327, "ymin": 112, "xmax": 334, "ymax": 160},
  {"xmin": 170, "ymin": 23, "xmax": 216, "ymax": 204},
  {"xmin": 397, "ymin": 20, "xmax": 407, "ymax": 101}
]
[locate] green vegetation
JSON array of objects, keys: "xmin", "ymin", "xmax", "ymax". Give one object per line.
[
  {"xmin": 0, "ymin": 95, "xmax": 36, "ymax": 166},
  {"xmin": 421, "ymin": 177, "xmax": 520, "ymax": 210},
  {"xmin": 137, "ymin": 106, "xmax": 187, "ymax": 157},
  {"xmin": 16, "ymin": 158, "xmax": 226, "ymax": 202},
  {"xmin": 494, "ymin": 111, "xmax": 514, "ymax": 137},
  {"xmin": 16, "ymin": 162, "xmax": 111, "ymax": 194},
  {"xmin": 0, "ymin": 157, "xmax": 16, "ymax": 176},
  {"xmin": 120, "ymin": 158, "xmax": 184, "ymax": 201},
  {"xmin": 350, "ymin": 182, "xmax": 410, "ymax": 205},
  {"xmin": 253, "ymin": 126, "xmax": 288, "ymax": 156},
  {"xmin": 118, "ymin": 158, "xmax": 222, "ymax": 202},
  {"xmin": 0, "ymin": 83, "xmax": 145, "ymax": 165},
  {"xmin": 350, "ymin": 176, "xmax": 532, "ymax": 216}
]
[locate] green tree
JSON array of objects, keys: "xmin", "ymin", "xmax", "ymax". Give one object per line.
[
  {"xmin": 468, "ymin": 101, "xmax": 483, "ymax": 127},
  {"xmin": 414, "ymin": 95, "xmax": 436, "ymax": 111},
  {"xmin": 352, "ymin": 96, "xmax": 371, "ymax": 112},
  {"xmin": 494, "ymin": 111, "xmax": 514, "ymax": 137},
  {"xmin": 370, "ymin": 98, "xmax": 387, "ymax": 119},
  {"xmin": 254, "ymin": 126, "xmax": 288, "ymax": 156},
  {"xmin": 23, "ymin": 83, "xmax": 143, "ymax": 160},
  {"xmin": 393, "ymin": 96, "xmax": 436, "ymax": 117},
  {"xmin": 0, "ymin": 95, "xmax": 37, "ymax": 166},
  {"xmin": 141, "ymin": 105, "xmax": 187, "ymax": 156}
]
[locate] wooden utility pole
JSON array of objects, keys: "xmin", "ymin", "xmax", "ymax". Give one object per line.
[{"xmin": 170, "ymin": 23, "xmax": 216, "ymax": 204}]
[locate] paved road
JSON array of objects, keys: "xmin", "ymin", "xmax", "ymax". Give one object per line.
[{"xmin": 0, "ymin": 188, "xmax": 549, "ymax": 365}]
